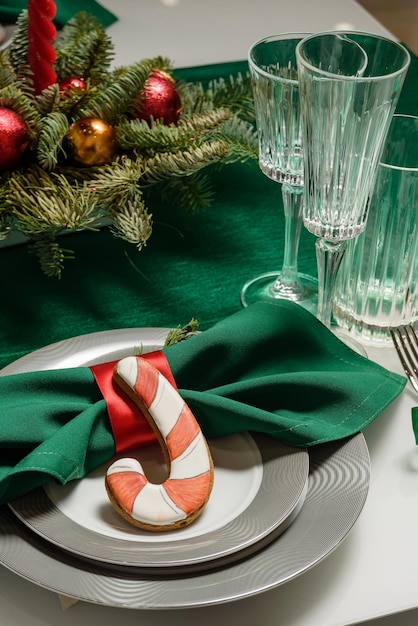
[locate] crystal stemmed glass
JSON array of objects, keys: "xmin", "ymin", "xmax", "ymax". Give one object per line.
[
  {"xmin": 240, "ymin": 33, "xmax": 317, "ymax": 309},
  {"xmin": 296, "ymin": 31, "xmax": 410, "ymax": 328}
]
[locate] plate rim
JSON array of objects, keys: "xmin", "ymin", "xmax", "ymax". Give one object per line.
[
  {"xmin": 0, "ymin": 433, "xmax": 370, "ymax": 608},
  {"xmin": 9, "ymin": 432, "xmax": 309, "ymax": 571}
]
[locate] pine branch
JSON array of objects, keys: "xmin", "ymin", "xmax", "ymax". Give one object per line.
[
  {"xmin": 0, "ymin": 51, "xmax": 17, "ymax": 89},
  {"xmin": 35, "ymin": 84, "xmax": 61, "ymax": 115},
  {"xmin": 214, "ymin": 117, "xmax": 259, "ymax": 163},
  {"xmin": 28, "ymin": 236, "xmax": 74, "ymax": 278},
  {"xmin": 110, "ymin": 197, "xmax": 153, "ymax": 249},
  {"xmin": 209, "ymin": 73, "xmax": 255, "ymax": 121},
  {"xmin": 177, "ymin": 108, "xmax": 232, "ymax": 133},
  {"xmin": 0, "ymin": 10, "xmax": 257, "ymax": 276},
  {"xmin": 0, "ymin": 215, "xmax": 13, "ymax": 240},
  {"xmin": 178, "ymin": 73, "xmax": 254, "ymax": 122},
  {"xmin": 125, "ymin": 55, "xmax": 173, "ymax": 76},
  {"xmin": 54, "ymin": 12, "xmax": 114, "ymax": 83},
  {"xmin": 164, "ymin": 319, "xmax": 199, "ymax": 346},
  {"xmin": 117, "ymin": 108, "xmax": 231, "ymax": 153},
  {"xmin": 62, "ymin": 156, "xmax": 143, "ymax": 208},
  {"xmin": 6, "ymin": 167, "xmax": 101, "ymax": 235},
  {"xmin": 141, "ymin": 140, "xmax": 230, "ymax": 184},
  {"xmin": 176, "ymin": 81, "xmax": 206, "ymax": 115},
  {"xmin": 0, "ymin": 192, "xmax": 14, "ymax": 239},
  {"xmin": 37, "ymin": 112, "xmax": 70, "ymax": 170},
  {"xmin": 75, "ymin": 61, "xmax": 155, "ymax": 122},
  {"xmin": 6, "ymin": 10, "xmax": 31, "ymax": 82},
  {"xmin": 160, "ymin": 171, "xmax": 216, "ymax": 211}
]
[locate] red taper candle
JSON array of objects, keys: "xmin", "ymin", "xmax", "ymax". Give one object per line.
[{"xmin": 27, "ymin": 0, "xmax": 57, "ymax": 94}]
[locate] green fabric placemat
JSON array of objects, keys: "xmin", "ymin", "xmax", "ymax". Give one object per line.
[
  {"xmin": 0, "ymin": 0, "xmax": 118, "ymax": 28},
  {"xmin": 0, "ymin": 155, "xmax": 318, "ymax": 369}
]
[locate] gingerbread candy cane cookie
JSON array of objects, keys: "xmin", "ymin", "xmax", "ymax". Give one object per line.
[{"xmin": 105, "ymin": 356, "xmax": 214, "ymax": 531}]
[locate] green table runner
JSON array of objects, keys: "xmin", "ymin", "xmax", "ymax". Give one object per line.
[
  {"xmin": 0, "ymin": 52, "xmax": 417, "ymax": 370},
  {"xmin": 0, "ymin": 1, "xmax": 118, "ymax": 28}
]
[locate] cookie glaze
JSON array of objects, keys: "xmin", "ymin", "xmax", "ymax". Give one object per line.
[{"xmin": 105, "ymin": 356, "xmax": 214, "ymax": 531}]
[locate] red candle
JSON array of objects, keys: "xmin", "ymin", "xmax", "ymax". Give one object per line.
[{"xmin": 27, "ymin": 0, "xmax": 57, "ymax": 94}]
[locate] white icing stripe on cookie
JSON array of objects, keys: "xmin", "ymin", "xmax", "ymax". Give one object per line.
[
  {"xmin": 131, "ymin": 482, "xmax": 187, "ymax": 525},
  {"xmin": 105, "ymin": 356, "xmax": 214, "ymax": 531},
  {"xmin": 116, "ymin": 356, "xmax": 138, "ymax": 389},
  {"xmin": 107, "ymin": 457, "xmax": 145, "ymax": 476},
  {"xmin": 106, "ymin": 458, "xmax": 188, "ymax": 526},
  {"xmin": 170, "ymin": 435, "xmax": 212, "ymax": 480},
  {"xmin": 149, "ymin": 372, "xmax": 183, "ymax": 438}
]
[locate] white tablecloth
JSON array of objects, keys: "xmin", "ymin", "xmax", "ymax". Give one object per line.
[{"xmin": 1, "ymin": 2, "xmax": 417, "ymax": 625}]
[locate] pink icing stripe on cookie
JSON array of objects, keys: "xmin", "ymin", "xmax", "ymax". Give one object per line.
[{"xmin": 105, "ymin": 356, "xmax": 214, "ymax": 531}]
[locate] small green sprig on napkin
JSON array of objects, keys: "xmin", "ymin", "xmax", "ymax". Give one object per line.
[
  {"xmin": 164, "ymin": 319, "xmax": 199, "ymax": 346},
  {"xmin": 133, "ymin": 319, "xmax": 199, "ymax": 356}
]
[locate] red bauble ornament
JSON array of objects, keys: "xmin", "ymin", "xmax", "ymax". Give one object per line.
[
  {"xmin": 134, "ymin": 70, "xmax": 181, "ymax": 125},
  {"xmin": 59, "ymin": 76, "xmax": 86, "ymax": 96},
  {"xmin": 66, "ymin": 117, "xmax": 117, "ymax": 166},
  {"xmin": 0, "ymin": 108, "xmax": 30, "ymax": 171}
]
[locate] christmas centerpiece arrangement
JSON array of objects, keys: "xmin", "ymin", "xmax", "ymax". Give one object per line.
[{"xmin": 0, "ymin": 2, "xmax": 256, "ymax": 276}]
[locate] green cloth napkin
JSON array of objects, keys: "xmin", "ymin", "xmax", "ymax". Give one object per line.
[
  {"xmin": 411, "ymin": 407, "xmax": 418, "ymax": 442},
  {"xmin": 0, "ymin": 1, "xmax": 117, "ymax": 28},
  {"xmin": 0, "ymin": 301, "xmax": 406, "ymax": 505}
]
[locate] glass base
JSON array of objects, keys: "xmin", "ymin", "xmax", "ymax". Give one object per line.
[
  {"xmin": 332, "ymin": 327, "xmax": 368, "ymax": 358},
  {"xmin": 240, "ymin": 271, "xmax": 318, "ymax": 314},
  {"xmin": 332, "ymin": 304, "xmax": 417, "ymax": 344}
]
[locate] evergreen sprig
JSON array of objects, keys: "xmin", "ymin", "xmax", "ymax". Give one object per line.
[
  {"xmin": 178, "ymin": 73, "xmax": 254, "ymax": 122},
  {"xmin": 117, "ymin": 108, "xmax": 232, "ymax": 153},
  {"xmin": 110, "ymin": 198, "xmax": 153, "ymax": 249},
  {"xmin": 75, "ymin": 61, "xmax": 155, "ymax": 122},
  {"xmin": 54, "ymin": 12, "xmax": 114, "ymax": 82},
  {"xmin": 0, "ymin": 11, "xmax": 257, "ymax": 276},
  {"xmin": 28, "ymin": 236, "xmax": 74, "ymax": 278},
  {"xmin": 141, "ymin": 140, "xmax": 230, "ymax": 185},
  {"xmin": 6, "ymin": 10, "xmax": 31, "ymax": 80},
  {"xmin": 69, "ymin": 156, "xmax": 143, "ymax": 201},
  {"xmin": 159, "ymin": 172, "xmax": 216, "ymax": 212},
  {"xmin": 7, "ymin": 167, "xmax": 101, "ymax": 235},
  {"xmin": 212, "ymin": 116, "xmax": 259, "ymax": 163},
  {"xmin": 164, "ymin": 319, "xmax": 199, "ymax": 346},
  {"xmin": 37, "ymin": 112, "xmax": 70, "ymax": 169}
]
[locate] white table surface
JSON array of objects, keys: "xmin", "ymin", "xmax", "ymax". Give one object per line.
[
  {"xmin": 101, "ymin": 0, "xmax": 396, "ymax": 69},
  {"xmin": 1, "ymin": 2, "xmax": 417, "ymax": 625}
]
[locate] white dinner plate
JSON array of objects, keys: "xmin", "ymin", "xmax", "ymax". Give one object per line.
[
  {"xmin": 0, "ymin": 328, "xmax": 370, "ymax": 608},
  {"xmin": 9, "ymin": 433, "xmax": 308, "ymax": 571}
]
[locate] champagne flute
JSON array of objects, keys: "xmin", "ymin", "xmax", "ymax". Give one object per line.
[
  {"xmin": 241, "ymin": 33, "xmax": 317, "ymax": 309},
  {"xmin": 296, "ymin": 31, "xmax": 410, "ymax": 328}
]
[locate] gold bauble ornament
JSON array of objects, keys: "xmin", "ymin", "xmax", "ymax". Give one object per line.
[{"xmin": 66, "ymin": 117, "xmax": 117, "ymax": 166}]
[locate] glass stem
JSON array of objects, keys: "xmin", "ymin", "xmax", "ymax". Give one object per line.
[
  {"xmin": 316, "ymin": 238, "xmax": 347, "ymax": 328},
  {"xmin": 271, "ymin": 183, "xmax": 303, "ymax": 296}
]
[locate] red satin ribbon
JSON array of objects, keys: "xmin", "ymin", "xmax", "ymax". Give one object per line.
[{"xmin": 90, "ymin": 351, "xmax": 177, "ymax": 453}]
